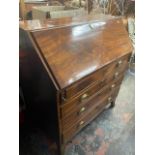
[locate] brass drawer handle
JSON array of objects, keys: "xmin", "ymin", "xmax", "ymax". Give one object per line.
[
  {"xmin": 108, "ymin": 97, "xmax": 112, "ymax": 102},
  {"xmin": 80, "ymin": 93, "xmax": 89, "ymax": 102},
  {"xmin": 114, "ymin": 72, "xmax": 119, "ymax": 79},
  {"xmin": 117, "ymin": 60, "xmax": 123, "ymax": 67},
  {"xmin": 77, "ymin": 120, "xmax": 85, "ymax": 129},
  {"xmin": 77, "ymin": 107, "xmax": 86, "ymax": 115},
  {"xmin": 111, "ymin": 84, "xmax": 116, "ymax": 89},
  {"xmin": 80, "ymin": 107, "xmax": 86, "ymax": 113},
  {"xmin": 79, "ymin": 121, "xmax": 84, "ymax": 126}
]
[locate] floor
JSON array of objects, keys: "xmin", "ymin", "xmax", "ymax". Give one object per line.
[{"xmin": 20, "ymin": 71, "xmax": 135, "ymax": 155}]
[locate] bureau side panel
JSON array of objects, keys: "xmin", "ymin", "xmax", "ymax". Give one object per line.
[{"xmin": 20, "ymin": 28, "xmax": 60, "ymax": 144}]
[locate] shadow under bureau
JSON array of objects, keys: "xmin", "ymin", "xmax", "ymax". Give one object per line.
[{"xmin": 19, "ymin": 15, "xmax": 133, "ymax": 155}]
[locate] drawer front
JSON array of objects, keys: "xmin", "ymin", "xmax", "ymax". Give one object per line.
[
  {"xmin": 62, "ymin": 86, "xmax": 110, "ymax": 131},
  {"xmin": 61, "ymin": 76, "xmax": 124, "ymax": 132},
  {"xmin": 60, "ymin": 74, "xmax": 124, "ymax": 119},
  {"xmin": 62, "ymin": 86, "xmax": 119, "ymax": 143},
  {"xmin": 60, "ymin": 54, "xmax": 130, "ymax": 103}
]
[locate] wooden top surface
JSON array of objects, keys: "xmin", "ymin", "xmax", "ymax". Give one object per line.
[{"xmin": 27, "ymin": 15, "xmax": 133, "ymax": 89}]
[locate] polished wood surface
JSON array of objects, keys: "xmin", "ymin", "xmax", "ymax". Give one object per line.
[
  {"xmin": 30, "ymin": 17, "xmax": 132, "ymax": 89},
  {"xmin": 61, "ymin": 76, "xmax": 124, "ymax": 132},
  {"xmin": 60, "ymin": 54, "xmax": 130, "ymax": 101},
  {"xmin": 60, "ymin": 72, "xmax": 125, "ymax": 121},
  {"xmin": 20, "ymin": 15, "xmax": 133, "ymax": 155},
  {"xmin": 62, "ymin": 84, "xmax": 121, "ymax": 143}
]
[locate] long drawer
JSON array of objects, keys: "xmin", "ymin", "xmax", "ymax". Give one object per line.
[
  {"xmin": 60, "ymin": 74, "xmax": 124, "ymax": 120},
  {"xmin": 61, "ymin": 75, "xmax": 123, "ymax": 132},
  {"xmin": 60, "ymin": 54, "xmax": 130, "ymax": 103},
  {"xmin": 62, "ymin": 85, "xmax": 120, "ymax": 143}
]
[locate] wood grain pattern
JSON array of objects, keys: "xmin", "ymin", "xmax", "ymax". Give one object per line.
[
  {"xmin": 60, "ymin": 53, "xmax": 130, "ymax": 101},
  {"xmin": 61, "ymin": 75, "xmax": 124, "ymax": 130},
  {"xmin": 61, "ymin": 74, "xmax": 124, "ymax": 123},
  {"xmin": 62, "ymin": 85, "xmax": 121, "ymax": 143},
  {"xmin": 31, "ymin": 18, "xmax": 132, "ymax": 89},
  {"xmin": 19, "ymin": 15, "xmax": 133, "ymax": 155}
]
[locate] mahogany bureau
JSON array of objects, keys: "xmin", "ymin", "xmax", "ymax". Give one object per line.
[{"xmin": 19, "ymin": 15, "xmax": 133, "ymax": 154}]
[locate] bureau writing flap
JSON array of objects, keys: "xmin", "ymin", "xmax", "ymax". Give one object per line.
[{"xmin": 21, "ymin": 15, "xmax": 133, "ymax": 89}]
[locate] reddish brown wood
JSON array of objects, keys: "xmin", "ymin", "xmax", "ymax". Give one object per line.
[
  {"xmin": 61, "ymin": 74, "xmax": 124, "ymax": 125},
  {"xmin": 31, "ymin": 18, "xmax": 132, "ymax": 90},
  {"xmin": 62, "ymin": 84, "xmax": 121, "ymax": 143},
  {"xmin": 60, "ymin": 54, "xmax": 130, "ymax": 101},
  {"xmin": 19, "ymin": 15, "xmax": 132, "ymax": 155}
]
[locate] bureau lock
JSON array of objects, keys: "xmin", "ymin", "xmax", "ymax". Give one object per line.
[
  {"xmin": 61, "ymin": 90, "xmax": 67, "ymax": 102},
  {"xmin": 100, "ymin": 79, "xmax": 105, "ymax": 87}
]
